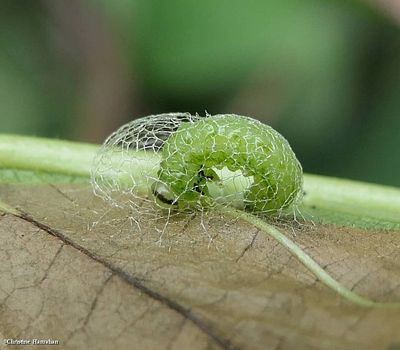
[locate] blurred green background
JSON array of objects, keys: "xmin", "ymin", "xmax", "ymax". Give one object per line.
[{"xmin": 1, "ymin": 0, "xmax": 399, "ymax": 186}]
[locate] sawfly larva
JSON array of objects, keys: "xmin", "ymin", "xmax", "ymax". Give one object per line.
[{"xmin": 154, "ymin": 114, "xmax": 303, "ymax": 214}]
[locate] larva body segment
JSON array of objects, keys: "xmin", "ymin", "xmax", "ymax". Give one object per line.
[{"xmin": 157, "ymin": 114, "xmax": 303, "ymax": 214}]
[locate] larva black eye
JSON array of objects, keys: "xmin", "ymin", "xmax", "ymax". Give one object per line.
[{"xmin": 151, "ymin": 181, "xmax": 178, "ymax": 208}]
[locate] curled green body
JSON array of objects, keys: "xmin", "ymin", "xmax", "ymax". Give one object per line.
[{"xmin": 157, "ymin": 114, "xmax": 303, "ymax": 214}]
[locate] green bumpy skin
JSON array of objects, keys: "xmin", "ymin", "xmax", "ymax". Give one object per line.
[{"xmin": 157, "ymin": 114, "xmax": 303, "ymax": 214}]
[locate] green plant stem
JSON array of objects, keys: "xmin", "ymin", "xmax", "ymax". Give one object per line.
[
  {"xmin": 303, "ymin": 174, "xmax": 400, "ymax": 228},
  {"xmin": 1, "ymin": 134, "xmax": 400, "ymax": 228},
  {"xmin": 0, "ymin": 134, "xmax": 97, "ymax": 176},
  {"xmin": 220, "ymin": 206, "xmax": 400, "ymax": 308}
]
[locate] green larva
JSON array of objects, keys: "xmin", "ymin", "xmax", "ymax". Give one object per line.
[{"xmin": 154, "ymin": 114, "xmax": 303, "ymax": 214}]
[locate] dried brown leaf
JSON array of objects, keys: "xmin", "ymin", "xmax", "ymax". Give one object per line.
[{"xmin": 1, "ymin": 184, "xmax": 400, "ymax": 350}]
